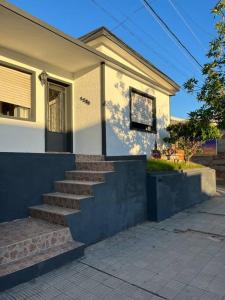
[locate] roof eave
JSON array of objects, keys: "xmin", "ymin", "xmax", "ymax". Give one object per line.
[{"xmin": 80, "ymin": 26, "xmax": 180, "ymax": 91}]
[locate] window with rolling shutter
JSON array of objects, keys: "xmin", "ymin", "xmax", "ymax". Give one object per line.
[
  {"xmin": 130, "ymin": 87, "xmax": 157, "ymax": 133},
  {"xmin": 0, "ymin": 64, "xmax": 34, "ymax": 120}
]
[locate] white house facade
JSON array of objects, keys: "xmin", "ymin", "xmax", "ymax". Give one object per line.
[{"xmin": 0, "ymin": 1, "xmax": 179, "ymax": 157}]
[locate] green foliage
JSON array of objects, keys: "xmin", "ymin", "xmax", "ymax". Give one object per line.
[
  {"xmin": 147, "ymin": 159, "xmax": 203, "ymax": 172},
  {"xmin": 164, "ymin": 121, "xmax": 221, "ymax": 161},
  {"xmin": 184, "ymin": 1, "xmax": 225, "ymax": 128}
]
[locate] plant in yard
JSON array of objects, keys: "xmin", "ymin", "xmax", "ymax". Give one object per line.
[
  {"xmin": 164, "ymin": 120, "xmax": 221, "ymax": 162},
  {"xmin": 184, "ymin": 1, "xmax": 225, "ymax": 128}
]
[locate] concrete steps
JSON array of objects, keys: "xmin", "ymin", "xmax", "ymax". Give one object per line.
[
  {"xmin": 0, "ymin": 240, "xmax": 84, "ymax": 292},
  {"xmin": 0, "ymin": 218, "xmax": 84, "ymax": 291},
  {"xmin": 54, "ymin": 180, "xmax": 102, "ymax": 195},
  {"xmin": 75, "ymin": 154, "xmax": 105, "ymax": 161},
  {"xmin": 0, "ymin": 218, "xmax": 73, "ymax": 266},
  {"xmin": 43, "ymin": 192, "xmax": 92, "ymax": 209},
  {"xmin": 29, "ymin": 204, "xmax": 79, "ymax": 226},
  {"xmin": 76, "ymin": 161, "xmax": 115, "ymax": 171},
  {"xmin": 1, "ymin": 155, "xmax": 117, "ymax": 291},
  {"xmin": 65, "ymin": 170, "xmax": 112, "ymax": 182}
]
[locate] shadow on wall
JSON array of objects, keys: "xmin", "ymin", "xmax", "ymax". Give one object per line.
[
  {"xmin": 105, "ymin": 78, "xmax": 169, "ymax": 156},
  {"xmin": 147, "ymin": 167, "xmax": 216, "ymax": 222}
]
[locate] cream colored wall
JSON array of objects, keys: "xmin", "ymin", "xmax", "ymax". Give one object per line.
[
  {"xmin": 74, "ymin": 65, "xmax": 102, "ymax": 154},
  {"xmin": 0, "ymin": 51, "xmax": 74, "ymax": 153},
  {"xmin": 85, "ymin": 36, "xmax": 177, "ymax": 94},
  {"xmin": 96, "ymin": 44, "xmax": 147, "ymax": 77},
  {"xmin": 105, "ymin": 65, "xmax": 170, "ymax": 156}
]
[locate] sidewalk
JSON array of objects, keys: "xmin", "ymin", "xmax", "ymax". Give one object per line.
[{"xmin": 1, "ymin": 188, "xmax": 225, "ymax": 300}]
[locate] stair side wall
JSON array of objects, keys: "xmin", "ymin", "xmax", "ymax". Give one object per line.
[
  {"xmin": 0, "ymin": 153, "xmax": 75, "ymax": 223},
  {"xmin": 67, "ymin": 159, "xmax": 147, "ymax": 244}
]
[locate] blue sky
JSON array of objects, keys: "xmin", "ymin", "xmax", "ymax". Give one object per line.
[{"xmin": 8, "ymin": 0, "xmax": 218, "ymax": 118}]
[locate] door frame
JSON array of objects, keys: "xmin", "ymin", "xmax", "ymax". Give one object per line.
[{"xmin": 45, "ymin": 77, "xmax": 73, "ymax": 153}]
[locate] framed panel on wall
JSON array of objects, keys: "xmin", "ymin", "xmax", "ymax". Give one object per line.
[{"xmin": 129, "ymin": 87, "xmax": 156, "ymax": 133}]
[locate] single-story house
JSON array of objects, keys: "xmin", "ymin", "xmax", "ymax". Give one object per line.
[
  {"xmin": 170, "ymin": 115, "xmax": 187, "ymax": 125},
  {"xmin": 0, "ymin": 1, "xmax": 179, "ymax": 157},
  {"xmin": 0, "ymin": 2, "xmax": 205, "ymax": 291}
]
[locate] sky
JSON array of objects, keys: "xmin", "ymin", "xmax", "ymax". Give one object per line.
[{"xmin": 8, "ymin": 0, "xmax": 218, "ymax": 118}]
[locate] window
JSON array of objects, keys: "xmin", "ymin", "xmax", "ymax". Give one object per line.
[
  {"xmin": 130, "ymin": 87, "xmax": 156, "ymax": 133},
  {"xmin": 0, "ymin": 64, "xmax": 34, "ymax": 120},
  {"xmin": 48, "ymin": 83, "xmax": 65, "ymax": 133}
]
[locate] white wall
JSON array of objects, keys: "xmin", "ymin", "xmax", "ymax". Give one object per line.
[
  {"xmin": 0, "ymin": 51, "xmax": 74, "ymax": 153},
  {"xmin": 105, "ymin": 65, "xmax": 170, "ymax": 156},
  {"xmin": 74, "ymin": 65, "xmax": 102, "ymax": 154},
  {"xmin": 0, "ymin": 51, "xmax": 170, "ymax": 156}
]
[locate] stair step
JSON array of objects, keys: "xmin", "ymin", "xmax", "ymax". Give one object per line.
[
  {"xmin": 43, "ymin": 192, "xmax": 93, "ymax": 209},
  {"xmin": 76, "ymin": 161, "xmax": 114, "ymax": 171},
  {"xmin": 0, "ymin": 218, "xmax": 73, "ymax": 266},
  {"xmin": 65, "ymin": 170, "xmax": 112, "ymax": 182},
  {"xmin": 76, "ymin": 154, "xmax": 105, "ymax": 161},
  {"xmin": 0, "ymin": 240, "xmax": 85, "ymax": 291},
  {"xmin": 29, "ymin": 204, "xmax": 79, "ymax": 226},
  {"xmin": 55, "ymin": 180, "xmax": 102, "ymax": 195}
]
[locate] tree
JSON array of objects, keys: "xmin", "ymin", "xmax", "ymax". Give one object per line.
[
  {"xmin": 164, "ymin": 121, "xmax": 221, "ymax": 162},
  {"xmin": 184, "ymin": 1, "xmax": 225, "ymax": 128}
]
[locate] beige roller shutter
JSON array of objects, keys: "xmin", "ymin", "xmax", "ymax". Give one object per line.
[{"xmin": 0, "ymin": 65, "xmax": 32, "ymax": 108}]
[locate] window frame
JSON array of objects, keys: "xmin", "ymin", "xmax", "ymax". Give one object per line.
[
  {"xmin": 129, "ymin": 87, "xmax": 156, "ymax": 133},
  {"xmin": 0, "ymin": 61, "xmax": 36, "ymax": 122}
]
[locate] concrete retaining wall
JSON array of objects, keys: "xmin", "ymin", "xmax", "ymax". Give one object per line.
[
  {"xmin": 147, "ymin": 168, "xmax": 216, "ymax": 222},
  {"xmin": 0, "ymin": 153, "xmax": 75, "ymax": 222}
]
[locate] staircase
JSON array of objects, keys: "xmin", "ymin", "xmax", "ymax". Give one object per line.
[
  {"xmin": 1, "ymin": 154, "xmax": 147, "ymax": 291},
  {"xmin": 0, "ymin": 155, "xmax": 114, "ymax": 291},
  {"xmin": 0, "ymin": 218, "xmax": 84, "ymax": 291},
  {"xmin": 29, "ymin": 156, "xmax": 114, "ymax": 226}
]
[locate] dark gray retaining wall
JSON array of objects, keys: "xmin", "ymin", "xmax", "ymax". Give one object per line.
[
  {"xmin": 67, "ymin": 159, "xmax": 147, "ymax": 245},
  {"xmin": 147, "ymin": 167, "xmax": 216, "ymax": 222},
  {"xmin": 0, "ymin": 153, "xmax": 75, "ymax": 222}
]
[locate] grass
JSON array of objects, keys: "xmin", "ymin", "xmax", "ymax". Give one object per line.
[{"xmin": 147, "ymin": 159, "xmax": 203, "ymax": 172}]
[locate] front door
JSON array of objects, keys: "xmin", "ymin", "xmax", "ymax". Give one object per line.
[{"xmin": 45, "ymin": 81, "xmax": 72, "ymax": 152}]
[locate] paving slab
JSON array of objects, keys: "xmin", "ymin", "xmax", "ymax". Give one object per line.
[{"xmin": 2, "ymin": 188, "xmax": 225, "ymax": 299}]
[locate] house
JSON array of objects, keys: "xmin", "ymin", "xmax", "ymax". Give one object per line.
[
  {"xmin": 0, "ymin": 1, "xmax": 179, "ymax": 157},
  {"xmin": 0, "ymin": 1, "xmax": 179, "ymax": 290},
  {"xmin": 170, "ymin": 115, "xmax": 187, "ymax": 125}
]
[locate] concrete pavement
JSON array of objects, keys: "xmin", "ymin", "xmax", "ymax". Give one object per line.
[{"xmin": 1, "ymin": 188, "xmax": 225, "ymax": 299}]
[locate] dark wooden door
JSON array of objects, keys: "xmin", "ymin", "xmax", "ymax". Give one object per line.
[{"xmin": 45, "ymin": 81, "xmax": 72, "ymax": 152}]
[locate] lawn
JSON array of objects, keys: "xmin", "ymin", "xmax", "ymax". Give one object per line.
[{"xmin": 147, "ymin": 159, "xmax": 203, "ymax": 172}]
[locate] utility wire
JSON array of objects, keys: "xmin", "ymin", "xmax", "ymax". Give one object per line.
[
  {"xmin": 111, "ymin": 6, "xmax": 193, "ymax": 79},
  {"xmin": 91, "ymin": 0, "xmax": 197, "ymax": 82},
  {"xmin": 141, "ymin": 0, "xmax": 203, "ymax": 70},
  {"xmin": 173, "ymin": 0, "xmax": 213, "ymax": 39},
  {"xmin": 168, "ymin": 0, "xmax": 207, "ymax": 51},
  {"xmin": 111, "ymin": 6, "xmax": 143, "ymax": 31}
]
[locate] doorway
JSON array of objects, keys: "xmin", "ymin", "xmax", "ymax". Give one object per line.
[{"xmin": 45, "ymin": 80, "xmax": 72, "ymax": 152}]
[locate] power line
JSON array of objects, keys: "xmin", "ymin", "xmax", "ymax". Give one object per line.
[
  {"xmin": 111, "ymin": 6, "xmax": 143, "ymax": 31},
  {"xmin": 141, "ymin": 0, "xmax": 203, "ymax": 69},
  {"xmin": 91, "ymin": 0, "xmax": 198, "ymax": 82},
  {"xmin": 168, "ymin": 0, "xmax": 207, "ymax": 51},
  {"xmin": 173, "ymin": 0, "xmax": 213, "ymax": 39},
  {"xmin": 111, "ymin": 6, "xmax": 193, "ymax": 79}
]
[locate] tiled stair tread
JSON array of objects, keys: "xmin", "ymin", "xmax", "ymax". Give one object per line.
[
  {"xmin": 43, "ymin": 192, "xmax": 93, "ymax": 200},
  {"xmin": 67, "ymin": 170, "xmax": 113, "ymax": 174},
  {"xmin": 77, "ymin": 160, "xmax": 141, "ymax": 163},
  {"xmin": 0, "ymin": 218, "xmax": 66, "ymax": 248},
  {"xmin": 76, "ymin": 154, "xmax": 105, "ymax": 161},
  {"xmin": 30, "ymin": 204, "xmax": 80, "ymax": 215},
  {"xmin": 55, "ymin": 180, "xmax": 103, "ymax": 185},
  {"xmin": 0, "ymin": 241, "xmax": 84, "ymax": 277}
]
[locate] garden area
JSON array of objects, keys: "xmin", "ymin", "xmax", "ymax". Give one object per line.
[{"xmin": 147, "ymin": 159, "xmax": 203, "ymax": 172}]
